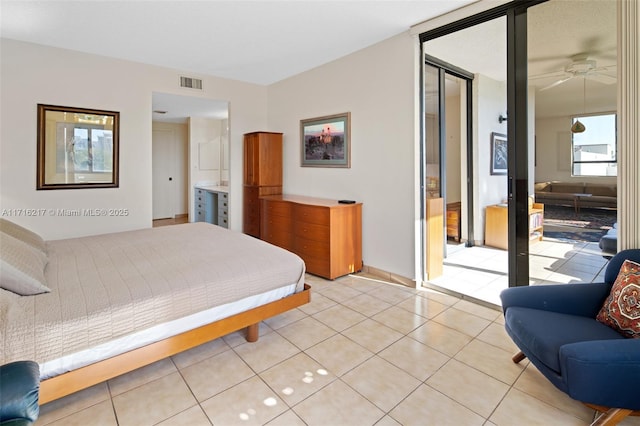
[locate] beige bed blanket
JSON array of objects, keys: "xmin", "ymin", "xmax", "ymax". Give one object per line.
[{"xmin": 1, "ymin": 223, "xmax": 305, "ymax": 365}]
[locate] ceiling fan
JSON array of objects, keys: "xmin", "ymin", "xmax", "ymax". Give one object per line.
[{"xmin": 530, "ymin": 53, "xmax": 616, "ymax": 91}]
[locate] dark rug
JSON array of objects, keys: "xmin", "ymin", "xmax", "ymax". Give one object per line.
[
  {"xmin": 543, "ymin": 205, "xmax": 617, "ymax": 230},
  {"xmin": 543, "ymin": 205, "xmax": 617, "ymax": 243},
  {"xmin": 544, "ymin": 229, "xmax": 608, "ymax": 243}
]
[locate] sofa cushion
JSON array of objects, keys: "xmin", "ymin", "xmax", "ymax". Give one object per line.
[
  {"xmin": 505, "ymin": 307, "xmax": 623, "ymax": 373},
  {"xmin": 584, "ymin": 183, "xmax": 617, "ymax": 197},
  {"xmin": 596, "ymin": 259, "xmax": 640, "ymax": 338},
  {"xmin": 581, "ymin": 195, "xmax": 617, "ymax": 208},
  {"xmin": 550, "ymin": 183, "xmax": 585, "ymax": 194},
  {"xmin": 536, "ymin": 192, "xmax": 574, "ymax": 200},
  {"xmin": 534, "ymin": 182, "xmax": 551, "ymax": 192}
]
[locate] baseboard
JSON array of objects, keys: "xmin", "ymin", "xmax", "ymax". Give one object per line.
[{"xmin": 361, "ymin": 265, "xmax": 415, "ymax": 288}]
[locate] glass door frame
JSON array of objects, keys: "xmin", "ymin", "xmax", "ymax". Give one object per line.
[
  {"xmin": 422, "ymin": 54, "xmax": 474, "ymax": 245},
  {"xmin": 419, "ymin": 0, "xmax": 548, "ymax": 288}
]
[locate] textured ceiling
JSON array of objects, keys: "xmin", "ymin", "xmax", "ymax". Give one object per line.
[
  {"xmin": 1, "ymin": 0, "xmax": 476, "ymax": 85},
  {"xmin": 1, "ymin": 0, "xmax": 617, "ymax": 119}
]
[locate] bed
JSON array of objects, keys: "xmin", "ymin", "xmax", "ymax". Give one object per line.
[{"xmin": 0, "ymin": 220, "xmax": 310, "ymax": 404}]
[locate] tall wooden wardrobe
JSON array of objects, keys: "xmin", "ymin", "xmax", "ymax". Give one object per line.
[{"xmin": 243, "ymin": 132, "xmax": 283, "ymax": 237}]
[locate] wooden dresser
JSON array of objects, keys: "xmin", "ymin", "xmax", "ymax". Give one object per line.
[
  {"xmin": 243, "ymin": 132, "xmax": 283, "ymax": 237},
  {"xmin": 260, "ymin": 194, "xmax": 362, "ymax": 280}
]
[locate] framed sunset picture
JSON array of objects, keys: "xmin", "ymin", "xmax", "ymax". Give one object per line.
[{"xmin": 301, "ymin": 112, "xmax": 351, "ymax": 168}]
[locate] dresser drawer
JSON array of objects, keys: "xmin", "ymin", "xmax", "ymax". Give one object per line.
[
  {"xmin": 261, "ymin": 213, "xmax": 290, "ymax": 236},
  {"xmin": 293, "ymin": 221, "xmax": 329, "ymax": 242},
  {"xmin": 295, "ymin": 205, "xmax": 329, "ymax": 226},
  {"xmin": 262, "ymin": 200, "xmax": 292, "ymax": 217},
  {"xmin": 219, "ymin": 202, "xmax": 229, "ymax": 214},
  {"xmin": 298, "ymin": 252, "xmax": 330, "ymax": 277},
  {"xmin": 218, "ymin": 195, "xmax": 229, "ymax": 209},
  {"xmin": 295, "ymin": 236, "xmax": 329, "ymax": 258},
  {"xmin": 260, "ymin": 216, "xmax": 293, "ymax": 250},
  {"xmin": 218, "ymin": 216, "xmax": 229, "ymax": 228},
  {"xmin": 262, "ymin": 229, "xmax": 293, "ymax": 250}
]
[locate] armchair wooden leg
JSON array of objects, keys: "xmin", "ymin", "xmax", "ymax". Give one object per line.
[
  {"xmin": 591, "ymin": 408, "xmax": 633, "ymax": 426},
  {"xmin": 512, "ymin": 351, "xmax": 527, "ymax": 363}
]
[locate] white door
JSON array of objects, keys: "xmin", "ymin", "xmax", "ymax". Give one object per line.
[{"xmin": 152, "ymin": 129, "xmax": 175, "ymax": 219}]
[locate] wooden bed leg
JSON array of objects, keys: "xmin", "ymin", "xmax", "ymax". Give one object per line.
[
  {"xmin": 246, "ymin": 323, "xmax": 259, "ymax": 342},
  {"xmin": 591, "ymin": 408, "xmax": 633, "ymax": 426},
  {"xmin": 512, "ymin": 351, "xmax": 527, "ymax": 363}
]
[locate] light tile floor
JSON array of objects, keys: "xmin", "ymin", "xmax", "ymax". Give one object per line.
[
  {"xmin": 430, "ymin": 237, "xmax": 611, "ymax": 307},
  {"xmin": 37, "ymin": 273, "xmax": 640, "ymax": 426}
]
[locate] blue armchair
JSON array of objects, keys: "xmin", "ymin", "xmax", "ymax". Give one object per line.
[
  {"xmin": 501, "ymin": 249, "xmax": 640, "ymax": 426},
  {"xmin": 0, "ymin": 361, "xmax": 40, "ymax": 426}
]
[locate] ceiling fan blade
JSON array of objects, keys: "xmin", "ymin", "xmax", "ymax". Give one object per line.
[
  {"xmin": 529, "ymin": 70, "xmax": 568, "ymax": 80},
  {"xmin": 539, "ymin": 76, "xmax": 574, "ymax": 91},
  {"xmin": 587, "ymin": 73, "xmax": 617, "ymax": 85}
]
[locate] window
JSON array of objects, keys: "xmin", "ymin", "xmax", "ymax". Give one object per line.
[
  {"xmin": 73, "ymin": 126, "xmax": 113, "ymax": 173},
  {"xmin": 572, "ymin": 113, "xmax": 617, "ymax": 176}
]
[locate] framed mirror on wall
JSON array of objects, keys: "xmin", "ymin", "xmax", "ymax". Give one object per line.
[{"xmin": 37, "ymin": 104, "xmax": 119, "ymax": 190}]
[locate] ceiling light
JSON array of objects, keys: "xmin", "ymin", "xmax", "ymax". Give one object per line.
[
  {"xmin": 571, "ymin": 78, "xmax": 587, "ymax": 134},
  {"xmin": 571, "ymin": 120, "xmax": 586, "ymax": 133}
]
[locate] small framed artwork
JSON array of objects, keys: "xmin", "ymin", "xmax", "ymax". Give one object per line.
[
  {"xmin": 490, "ymin": 132, "xmax": 507, "ymax": 175},
  {"xmin": 301, "ymin": 112, "xmax": 350, "ymax": 168},
  {"xmin": 37, "ymin": 104, "xmax": 119, "ymax": 189}
]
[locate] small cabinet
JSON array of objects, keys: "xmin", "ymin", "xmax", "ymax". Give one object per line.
[
  {"xmin": 194, "ymin": 188, "xmax": 214, "ymax": 223},
  {"xmin": 194, "ymin": 187, "xmax": 229, "ymax": 228},
  {"xmin": 484, "ymin": 202, "xmax": 544, "ymax": 250}
]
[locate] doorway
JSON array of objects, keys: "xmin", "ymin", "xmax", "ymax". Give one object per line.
[
  {"xmin": 421, "ymin": 15, "xmax": 509, "ymax": 300},
  {"xmin": 151, "ymin": 92, "xmax": 229, "ymax": 224},
  {"xmin": 419, "ymin": 0, "xmax": 617, "ymax": 307}
]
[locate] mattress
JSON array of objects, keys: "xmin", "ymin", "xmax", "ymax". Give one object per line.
[{"xmin": 1, "ymin": 223, "xmax": 305, "ymax": 376}]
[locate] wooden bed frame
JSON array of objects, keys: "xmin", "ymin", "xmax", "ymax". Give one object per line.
[{"xmin": 39, "ymin": 284, "xmax": 311, "ymax": 404}]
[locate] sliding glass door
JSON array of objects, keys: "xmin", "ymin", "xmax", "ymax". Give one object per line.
[{"xmin": 420, "ymin": 1, "xmax": 549, "ymax": 296}]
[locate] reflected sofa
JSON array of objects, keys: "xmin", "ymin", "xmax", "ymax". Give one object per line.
[{"xmin": 534, "ymin": 181, "xmax": 617, "ymax": 209}]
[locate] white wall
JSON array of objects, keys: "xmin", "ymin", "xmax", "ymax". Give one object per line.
[
  {"xmin": 267, "ymin": 33, "xmax": 418, "ymax": 279},
  {"xmin": 473, "ymin": 74, "xmax": 507, "ymax": 244},
  {"xmin": 535, "ymin": 115, "xmax": 617, "ymax": 185},
  {"xmin": 0, "ymin": 39, "xmax": 267, "ymax": 239}
]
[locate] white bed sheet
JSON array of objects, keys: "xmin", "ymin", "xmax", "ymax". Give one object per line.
[{"xmin": 39, "ymin": 283, "xmax": 295, "ymax": 379}]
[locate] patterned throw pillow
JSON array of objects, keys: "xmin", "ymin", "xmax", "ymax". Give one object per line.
[{"xmin": 596, "ymin": 259, "xmax": 640, "ymax": 338}]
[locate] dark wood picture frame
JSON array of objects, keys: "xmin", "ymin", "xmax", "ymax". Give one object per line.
[{"xmin": 37, "ymin": 104, "xmax": 119, "ymax": 190}]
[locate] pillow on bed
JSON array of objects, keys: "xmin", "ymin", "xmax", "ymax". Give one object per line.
[
  {"xmin": 0, "ymin": 218, "xmax": 47, "ymax": 256},
  {"xmin": 0, "ymin": 233, "xmax": 50, "ymax": 295}
]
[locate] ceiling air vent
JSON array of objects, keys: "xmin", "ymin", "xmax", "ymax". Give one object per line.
[{"xmin": 180, "ymin": 76, "xmax": 203, "ymax": 90}]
